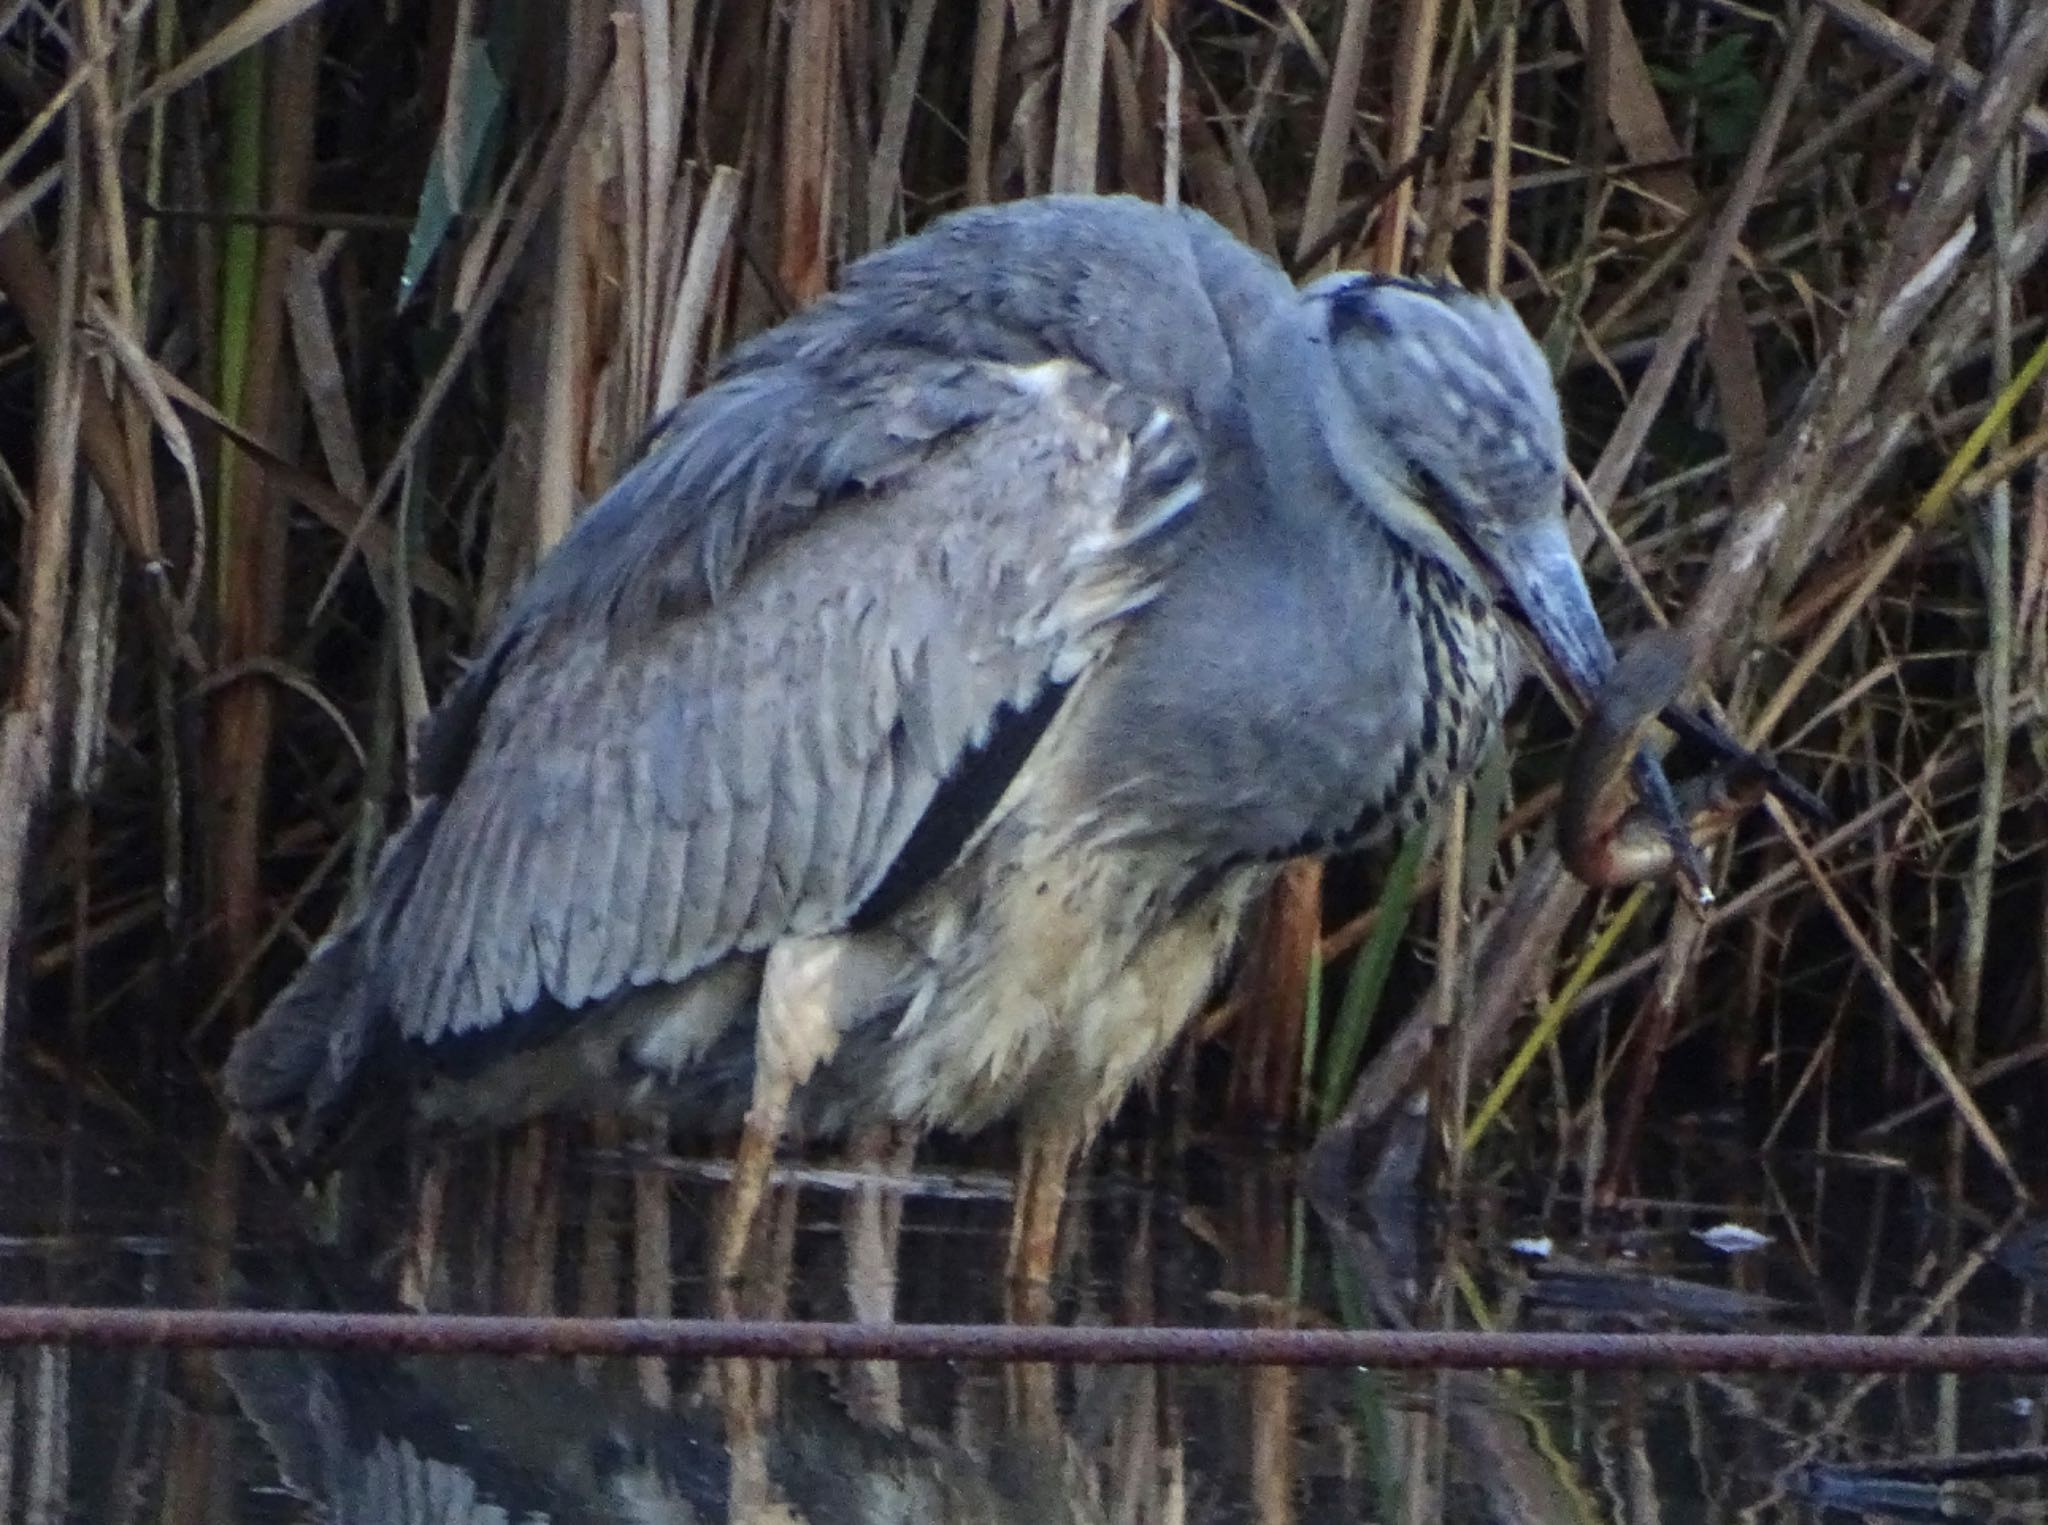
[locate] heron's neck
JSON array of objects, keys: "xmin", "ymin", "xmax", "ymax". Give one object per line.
[{"xmin": 1210, "ymin": 290, "xmax": 1402, "ymax": 549}]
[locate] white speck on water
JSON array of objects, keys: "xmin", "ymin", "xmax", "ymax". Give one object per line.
[
  {"xmin": 1695, "ymin": 1223, "xmax": 1772, "ymax": 1254},
  {"xmin": 1508, "ymin": 1236, "xmax": 1553, "ymax": 1258}
]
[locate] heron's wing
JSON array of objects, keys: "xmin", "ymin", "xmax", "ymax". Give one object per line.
[{"xmin": 388, "ymin": 357, "xmax": 1204, "ymax": 1050}]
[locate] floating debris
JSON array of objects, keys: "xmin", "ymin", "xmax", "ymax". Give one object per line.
[
  {"xmin": 1789, "ymin": 1444, "xmax": 2048, "ymax": 1521},
  {"xmin": 1790, "ymin": 1465, "xmax": 1986, "ymax": 1521},
  {"xmin": 1695, "ymin": 1223, "xmax": 1773, "ymax": 1254}
]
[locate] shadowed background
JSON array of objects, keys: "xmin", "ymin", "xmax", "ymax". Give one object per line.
[{"xmin": 0, "ymin": 0, "xmax": 2045, "ymax": 1193}]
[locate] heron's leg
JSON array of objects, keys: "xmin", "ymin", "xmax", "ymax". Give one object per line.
[
  {"xmin": 715, "ymin": 1121, "xmax": 780, "ymax": 1292},
  {"xmin": 1003, "ymin": 1119, "xmax": 1081, "ymax": 1434},
  {"xmin": 399, "ymin": 1148, "xmax": 450, "ymax": 1310},
  {"xmin": 714, "ymin": 935, "xmax": 851, "ymax": 1286},
  {"xmin": 844, "ymin": 1122, "xmax": 916, "ymax": 1424},
  {"xmin": 844, "ymin": 1122, "xmax": 915, "ymax": 1312},
  {"xmin": 1005, "ymin": 1117, "xmax": 1083, "ymax": 1292},
  {"xmin": 714, "ymin": 1102, "xmax": 808, "ymax": 1431}
]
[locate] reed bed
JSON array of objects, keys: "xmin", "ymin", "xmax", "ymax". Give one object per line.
[{"xmin": 0, "ymin": 0, "xmax": 2044, "ymax": 1188}]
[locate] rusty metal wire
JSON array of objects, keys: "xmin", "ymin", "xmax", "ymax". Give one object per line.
[{"xmin": 5, "ymin": 1306, "xmax": 2048, "ymax": 1370}]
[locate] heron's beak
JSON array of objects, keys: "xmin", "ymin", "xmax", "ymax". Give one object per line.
[{"xmin": 1484, "ymin": 517, "xmax": 1715, "ymax": 906}]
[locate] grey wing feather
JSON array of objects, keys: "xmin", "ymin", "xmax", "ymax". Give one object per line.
[{"xmin": 386, "ymin": 357, "xmax": 1204, "ymax": 1051}]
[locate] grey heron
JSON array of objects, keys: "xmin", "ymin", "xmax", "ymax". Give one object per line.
[{"xmin": 225, "ymin": 193, "xmax": 1750, "ymax": 1284}]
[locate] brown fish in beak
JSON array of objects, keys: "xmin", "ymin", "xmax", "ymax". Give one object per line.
[{"xmin": 1558, "ymin": 627, "xmax": 1824, "ymax": 893}]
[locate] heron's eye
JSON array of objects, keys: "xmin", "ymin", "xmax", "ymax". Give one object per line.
[
  {"xmin": 1407, "ymin": 460, "xmax": 1458, "ymax": 520},
  {"xmin": 1409, "ymin": 458, "xmax": 1498, "ymax": 573}
]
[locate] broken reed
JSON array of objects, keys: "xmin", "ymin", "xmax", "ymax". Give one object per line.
[{"xmin": 0, "ymin": 0, "xmax": 2043, "ymax": 1174}]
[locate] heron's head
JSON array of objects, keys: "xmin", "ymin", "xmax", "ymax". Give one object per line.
[{"xmin": 1303, "ymin": 271, "xmax": 1616, "ymax": 704}]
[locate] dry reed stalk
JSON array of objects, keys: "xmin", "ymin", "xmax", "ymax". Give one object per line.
[
  {"xmin": 867, "ymin": 0, "xmax": 939, "ymax": 246},
  {"xmin": 1561, "ymin": 0, "xmax": 1771, "ymax": 487},
  {"xmin": 2, "ymin": 0, "xmax": 2045, "ymax": 1209},
  {"xmin": 1051, "ymin": 0, "xmax": 1110, "ymax": 194},
  {"xmin": 1377, "ymin": 0, "xmax": 1446, "ymax": 271},
  {"xmin": 75, "ymin": 0, "xmax": 161, "ymax": 594},
  {"xmin": 966, "ymin": 0, "xmax": 1008, "ymax": 206},
  {"xmin": 0, "ymin": 115, "xmax": 83, "ymax": 1053},
  {"xmin": 1296, "ymin": 0, "xmax": 1372, "ymax": 274},
  {"xmin": 1820, "ymin": 0, "xmax": 2048, "ymax": 147},
  {"xmin": 1433, "ymin": 786, "xmax": 1471, "ymax": 1190},
  {"xmin": 536, "ymin": 0, "xmax": 602, "ymax": 556},
  {"xmin": 147, "ymin": 360, "xmax": 467, "ymax": 611},
  {"xmin": 1582, "ymin": 9, "xmax": 1822, "ymax": 513},
  {"xmin": 0, "ymin": 203, "xmax": 148, "ymax": 597},
  {"xmin": 1225, "ymin": 860, "xmax": 1322, "ymax": 1126},
  {"xmin": 203, "ymin": 18, "xmax": 319, "ymax": 1016},
  {"xmin": 654, "ymin": 167, "xmax": 741, "ymax": 417},
  {"xmin": 1323, "ymin": 5, "xmax": 2048, "ymax": 1174},
  {"xmin": 778, "ymin": 0, "xmax": 838, "ymax": 306}
]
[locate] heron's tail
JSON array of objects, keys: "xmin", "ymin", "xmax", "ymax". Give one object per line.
[
  {"xmin": 220, "ymin": 918, "xmax": 376, "ymax": 1161},
  {"xmin": 222, "ymin": 802, "xmax": 443, "ymax": 1172}
]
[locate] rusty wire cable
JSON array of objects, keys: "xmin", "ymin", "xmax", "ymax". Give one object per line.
[{"xmin": 5, "ymin": 1306, "xmax": 2048, "ymax": 1371}]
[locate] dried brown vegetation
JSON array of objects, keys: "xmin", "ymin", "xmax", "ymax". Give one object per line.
[{"xmin": 0, "ymin": 0, "xmax": 2045, "ymax": 1188}]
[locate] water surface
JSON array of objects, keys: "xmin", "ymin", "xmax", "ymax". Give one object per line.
[{"xmin": 3, "ymin": 1074, "xmax": 2045, "ymax": 1523}]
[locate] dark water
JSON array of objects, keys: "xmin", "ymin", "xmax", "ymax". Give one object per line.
[{"xmin": 4, "ymin": 1073, "xmax": 2048, "ymax": 1524}]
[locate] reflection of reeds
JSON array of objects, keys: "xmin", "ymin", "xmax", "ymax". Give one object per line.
[
  {"xmin": 2, "ymin": 2, "xmax": 2046, "ymax": 1200},
  {"xmin": 8, "ymin": 1100, "xmax": 2048, "ymax": 1523}
]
